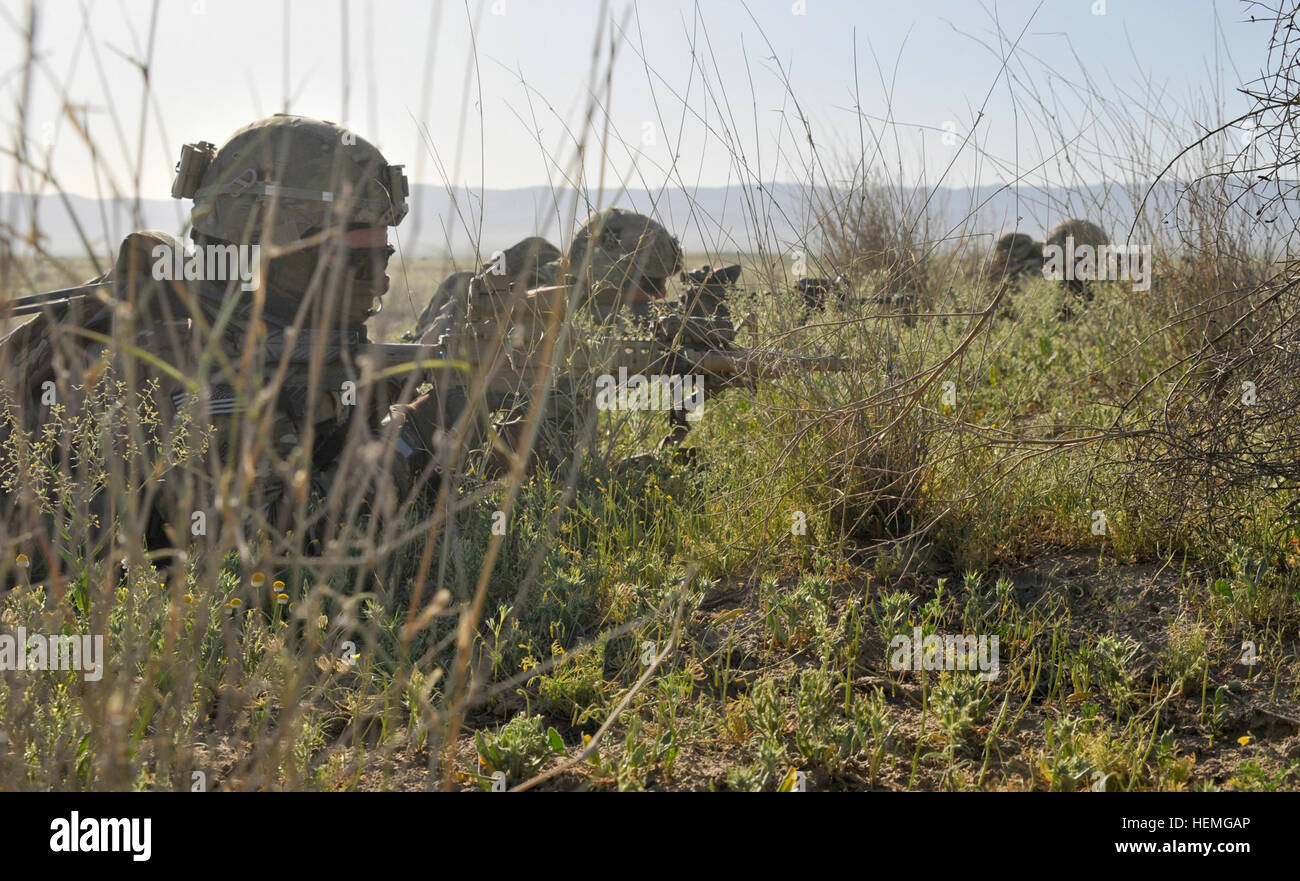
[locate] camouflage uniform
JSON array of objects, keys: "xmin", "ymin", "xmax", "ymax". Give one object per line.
[
  {"xmin": 1, "ymin": 114, "xmax": 438, "ymax": 580},
  {"xmin": 1045, "ymin": 218, "xmax": 1110, "ymax": 309},
  {"xmin": 411, "ymin": 270, "xmax": 474, "ymax": 344},
  {"xmin": 411, "ymin": 236, "xmax": 561, "ymax": 343},
  {"xmin": 988, "ymin": 232, "xmax": 1044, "ymax": 290},
  {"xmin": 404, "ymin": 209, "xmax": 690, "ymax": 466}
]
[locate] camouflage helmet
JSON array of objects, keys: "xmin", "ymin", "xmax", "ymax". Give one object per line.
[
  {"xmin": 1045, "ymin": 218, "xmax": 1108, "ymax": 252},
  {"xmin": 568, "ymin": 207, "xmax": 682, "ymax": 294},
  {"xmin": 171, "ymin": 114, "xmax": 409, "ymax": 247},
  {"xmin": 492, "ymin": 236, "xmax": 562, "ymax": 287},
  {"xmin": 994, "ymin": 232, "xmax": 1040, "ymax": 256},
  {"xmin": 988, "ymin": 231, "xmax": 1044, "ymax": 290}
]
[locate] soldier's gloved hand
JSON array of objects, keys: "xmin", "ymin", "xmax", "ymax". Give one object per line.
[
  {"xmin": 406, "ymin": 388, "xmax": 476, "ymax": 476},
  {"xmin": 373, "ymin": 403, "xmax": 426, "ymax": 505},
  {"xmin": 378, "ymin": 393, "xmax": 460, "ymax": 498}
]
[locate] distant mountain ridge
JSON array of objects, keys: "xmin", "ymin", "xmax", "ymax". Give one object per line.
[{"xmin": 0, "ymin": 179, "xmax": 1281, "ymax": 262}]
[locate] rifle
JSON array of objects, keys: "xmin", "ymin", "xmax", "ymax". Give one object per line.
[
  {"xmin": 405, "ymin": 279, "xmax": 853, "ymax": 398},
  {"xmin": 2, "ymin": 282, "xmax": 456, "ymax": 378},
  {"xmin": 3, "ymin": 281, "xmax": 115, "ymax": 318},
  {"xmin": 564, "ymin": 334, "xmax": 851, "ymax": 379},
  {"xmin": 6, "ymin": 276, "xmax": 852, "ymax": 395}
]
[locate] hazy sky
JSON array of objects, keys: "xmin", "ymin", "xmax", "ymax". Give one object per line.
[{"xmin": 0, "ymin": 0, "xmax": 1270, "ymax": 200}]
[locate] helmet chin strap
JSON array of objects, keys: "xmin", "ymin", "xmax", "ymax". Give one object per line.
[{"xmin": 336, "ymin": 273, "xmax": 385, "ymax": 326}]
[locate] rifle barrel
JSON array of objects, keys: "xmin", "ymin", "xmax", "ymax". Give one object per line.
[
  {"xmin": 692, "ymin": 347, "xmax": 854, "ymax": 378},
  {"xmin": 4, "ymin": 282, "xmax": 115, "ymax": 318},
  {"xmin": 570, "ymin": 337, "xmax": 854, "ymax": 378},
  {"xmin": 10, "ymin": 282, "xmax": 113, "ymax": 309}
]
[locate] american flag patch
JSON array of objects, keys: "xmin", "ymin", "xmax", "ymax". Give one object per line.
[{"xmin": 171, "ymin": 384, "xmax": 243, "ymax": 416}]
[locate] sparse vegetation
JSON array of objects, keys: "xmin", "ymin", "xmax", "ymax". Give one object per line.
[{"xmin": 1, "ymin": 0, "xmax": 1299, "ymax": 795}]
